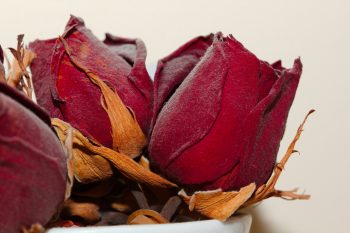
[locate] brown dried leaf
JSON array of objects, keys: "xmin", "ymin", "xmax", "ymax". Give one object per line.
[
  {"xmin": 244, "ymin": 110, "xmax": 314, "ymax": 207},
  {"xmin": 139, "ymin": 156, "xmax": 150, "ymax": 170},
  {"xmin": 178, "ymin": 183, "xmax": 256, "ymax": 221},
  {"xmin": 59, "ymin": 37, "xmax": 147, "ymax": 159},
  {"xmin": 53, "ymin": 120, "xmax": 113, "ymax": 183},
  {"xmin": 128, "ymin": 215, "xmax": 158, "ymax": 224},
  {"xmin": 21, "ymin": 224, "xmax": 44, "ymax": 233},
  {"xmin": 7, "ymin": 35, "xmax": 36, "ymax": 98},
  {"xmin": 61, "ymin": 199, "xmax": 101, "ymax": 224},
  {"xmin": 52, "ymin": 118, "xmax": 177, "ymax": 189},
  {"xmin": 0, "ymin": 60, "xmax": 5, "ymax": 82},
  {"xmin": 127, "ymin": 209, "xmax": 169, "ymax": 224}
]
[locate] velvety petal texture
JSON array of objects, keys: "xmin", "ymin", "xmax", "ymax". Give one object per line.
[
  {"xmin": 149, "ymin": 33, "xmax": 302, "ymax": 191},
  {"xmin": 0, "ymin": 83, "xmax": 67, "ymax": 233},
  {"xmin": 29, "ymin": 15, "xmax": 153, "ymax": 148}
]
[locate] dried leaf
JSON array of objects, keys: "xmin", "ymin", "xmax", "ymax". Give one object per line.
[
  {"xmin": 61, "ymin": 199, "xmax": 101, "ymax": 224},
  {"xmin": 52, "ymin": 118, "xmax": 177, "ymax": 188},
  {"xmin": 139, "ymin": 156, "xmax": 150, "ymax": 170},
  {"xmin": 59, "ymin": 37, "xmax": 147, "ymax": 159},
  {"xmin": 0, "ymin": 62, "xmax": 5, "ymax": 83},
  {"xmin": 21, "ymin": 224, "xmax": 44, "ymax": 233},
  {"xmin": 127, "ymin": 209, "xmax": 169, "ymax": 224},
  {"xmin": 244, "ymin": 110, "xmax": 314, "ymax": 206},
  {"xmin": 178, "ymin": 183, "xmax": 256, "ymax": 221},
  {"xmin": 7, "ymin": 35, "xmax": 36, "ymax": 98},
  {"xmin": 128, "ymin": 215, "xmax": 158, "ymax": 224},
  {"xmin": 53, "ymin": 120, "xmax": 113, "ymax": 183}
]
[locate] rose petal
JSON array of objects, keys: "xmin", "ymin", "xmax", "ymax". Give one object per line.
[
  {"xmin": 152, "ymin": 34, "xmax": 213, "ymax": 128},
  {"xmin": 205, "ymin": 59, "xmax": 303, "ymax": 190}
]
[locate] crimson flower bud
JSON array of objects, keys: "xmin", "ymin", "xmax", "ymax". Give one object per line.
[
  {"xmin": 0, "ymin": 83, "xmax": 67, "ymax": 232},
  {"xmin": 149, "ymin": 33, "xmax": 302, "ymax": 191},
  {"xmin": 29, "ymin": 16, "xmax": 153, "ymax": 148}
]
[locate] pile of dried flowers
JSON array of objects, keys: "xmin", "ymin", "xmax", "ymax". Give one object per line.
[{"xmin": 0, "ymin": 15, "xmax": 312, "ymax": 233}]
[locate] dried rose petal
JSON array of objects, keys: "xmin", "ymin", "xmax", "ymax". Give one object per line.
[
  {"xmin": 29, "ymin": 15, "xmax": 153, "ymax": 148},
  {"xmin": 149, "ymin": 33, "xmax": 302, "ymax": 191},
  {"xmin": 0, "ymin": 83, "xmax": 67, "ymax": 232}
]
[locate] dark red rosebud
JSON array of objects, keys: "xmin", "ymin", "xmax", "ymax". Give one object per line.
[
  {"xmin": 0, "ymin": 83, "xmax": 67, "ymax": 233},
  {"xmin": 29, "ymin": 16, "xmax": 153, "ymax": 148},
  {"xmin": 149, "ymin": 33, "xmax": 302, "ymax": 191}
]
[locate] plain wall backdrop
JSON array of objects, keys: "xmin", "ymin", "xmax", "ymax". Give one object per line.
[{"xmin": 1, "ymin": 0, "xmax": 349, "ymax": 232}]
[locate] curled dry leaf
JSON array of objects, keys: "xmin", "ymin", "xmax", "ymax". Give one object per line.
[
  {"xmin": 178, "ymin": 183, "xmax": 256, "ymax": 221},
  {"xmin": 52, "ymin": 118, "xmax": 177, "ymax": 188},
  {"xmin": 53, "ymin": 120, "xmax": 113, "ymax": 183},
  {"xmin": 59, "ymin": 37, "xmax": 147, "ymax": 159},
  {"xmin": 139, "ymin": 156, "xmax": 150, "ymax": 170},
  {"xmin": 61, "ymin": 199, "xmax": 101, "ymax": 224},
  {"xmin": 7, "ymin": 35, "xmax": 36, "ymax": 98},
  {"xmin": 244, "ymin": 110, "xmax": 314, "ymax": 207},
  {"xmin": 127, "ymin": 209, "xmax": 169, "ymax": 224}
]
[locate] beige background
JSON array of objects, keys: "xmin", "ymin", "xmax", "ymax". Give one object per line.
[{"xmin": 1, "ymin": 0, "xmax": 349, "ymax": 232}]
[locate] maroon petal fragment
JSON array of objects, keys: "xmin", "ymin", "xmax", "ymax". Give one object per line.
[
  {"xmin": 258, "ymin": 61, "xmax": 278, "ymax": 102},
  {"xmin": 29, "ymin": 38, "xmax": 63, "ymax": 119},
  {"xmin": 0, "ymin": 84, "xmax": 67, "ymax": 233},
  {"xmin": 152, "ymin": 34, "xmax": 214, "ymax": 128}
]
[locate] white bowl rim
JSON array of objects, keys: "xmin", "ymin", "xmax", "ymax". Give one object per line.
[{"xmin": 46, "ymin": 214, "xmax": 252, "ymax": 233}]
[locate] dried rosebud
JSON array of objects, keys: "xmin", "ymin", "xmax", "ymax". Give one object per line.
[
  {"xmin": 149, "ymin": 33, "xmax": 302, "ymax": 191},
  {"xmin": 29, "ymin": 16, "xmax": 153, "ymax": 149},
  {"xmin": 0, "ymin": 83, "xmax": 67, "ymax": 232}
]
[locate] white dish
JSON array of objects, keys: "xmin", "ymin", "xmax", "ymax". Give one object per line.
[{"xmin": 46, "ymin": 214, "xmax": 252, "ymax": 233}]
